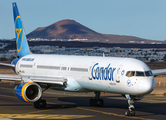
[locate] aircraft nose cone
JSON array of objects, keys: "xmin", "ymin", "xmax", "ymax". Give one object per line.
[{"xmin": 137, "ymin": 78, "xmax": 155, "ymax": 94}]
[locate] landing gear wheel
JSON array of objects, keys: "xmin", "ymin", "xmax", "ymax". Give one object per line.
[
  {"xmin": 89, "ymin": 98, "xmax": 104, "ymax": 107},
  {"xmin": 99, "ymin": 99, "xmax": 104, "ymax": 107},
  {"xmin": 41, "ymin": 100, "xmax": 46, "ymax": 108},
  {"xmin": 125, "ymin": 110, "xmax": 130, "ymax": 116},
  {"xmin": 33, "ymin": 101, "xmax": 40, "ymax": 109},
  {"xmin": 131, "ymin": 110, "xmax": 135, "ymax": 116},
  {"xmin": 124, "ymin": 95, "xmax": 136, "ymax": 116},
  {"xmin": 89, "ymin": 91, "xmax": 104, "ymax": 107},
  {"xmin": 33, "ymin": 99, "xmax": 47, "ymax": 109},
  {"xmin": 89, "ymin": 99, "xmax": 94, "ymax": 106},
  {"xmin": 125, "ymin": 109, "xmax": 135, "ymax": 116}
]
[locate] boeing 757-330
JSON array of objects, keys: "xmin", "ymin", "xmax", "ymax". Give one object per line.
[{"xmin": 0, "ymin": 2, "xmax": 165, "ymax": 116}]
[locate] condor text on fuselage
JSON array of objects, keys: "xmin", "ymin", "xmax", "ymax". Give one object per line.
[{"xmin": 91, "ymin": 63, "xmax": 116, "ymax": 81}]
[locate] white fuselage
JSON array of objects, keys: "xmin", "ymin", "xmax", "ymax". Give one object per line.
[{"xmin": 15, "ymin": 54, "xmax": 155, "ymax": 96}]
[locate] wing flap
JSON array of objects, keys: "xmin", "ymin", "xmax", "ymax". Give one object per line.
[
  {"xmin": 28, "ymin": 76, "xmax": 67, "ymax": 86},
  {"xmin": 0, "ymin": 74, "xmax": 21, "ymax": 81},
  {"xmin": 0, "ymin": 74, "xmax": 67, "ymax": 86}
]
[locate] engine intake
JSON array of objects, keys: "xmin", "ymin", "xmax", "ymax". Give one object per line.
[{"xmin": 14, "ymin": 82, "xmax": 42, "ymax": 103}]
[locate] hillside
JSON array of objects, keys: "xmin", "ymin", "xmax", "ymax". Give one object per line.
[{"xmin": 27, "ymin": 19, "xmax": 164, "ymax": 44}]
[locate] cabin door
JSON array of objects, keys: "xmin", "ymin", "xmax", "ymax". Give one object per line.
[
  {"xmin": 88, "ymin": 62, "xmax": 96, "ymax": 80},
  {"xmin": 116, "ymin": 65, "xmax": 123, "ymax": 83}
]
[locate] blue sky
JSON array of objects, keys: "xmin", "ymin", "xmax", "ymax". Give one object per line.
[{"xmin": 1, "ymin": 0, "xmax": 166, "ymax": 41}]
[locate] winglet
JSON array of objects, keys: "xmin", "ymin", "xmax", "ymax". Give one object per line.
[{"xmin": 12, "ymin": 2, "xmax": 31, "ymax": 57}]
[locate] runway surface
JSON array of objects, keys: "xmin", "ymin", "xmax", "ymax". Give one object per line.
[{"xmin": 0, "ymin": 84, "xmax": 166, "ymax": 120}]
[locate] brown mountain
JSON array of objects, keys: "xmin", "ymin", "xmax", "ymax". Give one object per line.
[
  {"xmin": 27, "ymin": 19, "xmax": 107, "ymax": 40},
  {"xmin": 27, "ymin": 19, "xmax": 164, "ymax": 44}
]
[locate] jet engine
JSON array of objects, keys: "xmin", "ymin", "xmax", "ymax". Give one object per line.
[{"xmin": 14, "ymin": 82, "xmax": 42, "ymax": 103}]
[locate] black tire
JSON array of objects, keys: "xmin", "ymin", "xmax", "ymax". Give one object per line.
[
  {"xmin": 125, "ymin": 110, "xmax": 130, "ymax": 116},
  {"xmin": 33, "ymin": 99, "xmax": 46, "ymax": 109},
  {"xmin": 93, "ymin": 99, "xmax": 98, "ymax": 107},
  {"xmin": 131, "ymin": 110, "xmax": 135, "ymax": 116},
  {"xmin": 99, "ymin": 99, "xmax": 104, "ymax": 107},
  {"xmin": 89, "ymin": 99, "xmax": 94, "ymax": 106},
  {"xmin": 41, "ymin": 100, "xmax": 46, "ymax": 108},
  {"xmin": 33, "ymin": 101, "xmax": 40, "ymax": 109}
]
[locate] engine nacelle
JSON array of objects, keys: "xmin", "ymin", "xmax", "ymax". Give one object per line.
[{"xmin": 14, "ymin": 82, "xmax": 42, "ymax": 103}]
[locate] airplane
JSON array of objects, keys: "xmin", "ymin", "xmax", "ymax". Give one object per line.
[{"xmin": 0, "ymin": 2, "xmax": 165, "ymax": 116}]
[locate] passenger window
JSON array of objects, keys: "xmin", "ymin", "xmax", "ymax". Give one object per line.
[
  {"xmin": 126, "ymin": 71, "xmax": 130, "ymax": 77},
  {"xmin": 145, "ymin": 71, "xmax": 152, "ymax": 76},
  {"xmin": 136, "ymin": 71, "xmax": 145, "ymax": 76},
  {"xmin": 130, "ymin": 71, "xmax": 135, "ymax": 77}
]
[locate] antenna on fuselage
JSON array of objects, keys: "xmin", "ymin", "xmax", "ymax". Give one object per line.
[{"xmin": 103, "ymin": 52, "xmax": 105, "ymax": 57}]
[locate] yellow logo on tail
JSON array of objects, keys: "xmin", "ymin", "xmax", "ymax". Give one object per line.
[{"xmin": 15, "ymin": 16, "xmax": 23, "ymax": 52}]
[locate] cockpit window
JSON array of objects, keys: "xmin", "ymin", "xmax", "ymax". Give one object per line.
[
  {"xmin": 126, "ymin": 71, "xmax": 130, "ymax": 77},
  {"xmin": 145, "ymin": 71, "xmax": 152, "ymax": 76},
  {"xmin": 136, "ymin": 71, "xmax": 144, "ymax": 76},
  {"xmin": 130, "ymin": 71, "xmax": 135, "ymax": 77},
  {"xmin": 126, "ymin": 70, "xmax": 152, "ymax": 77}
]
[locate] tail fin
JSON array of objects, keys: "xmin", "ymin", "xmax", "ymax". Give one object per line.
[{"xmin": 12, "ymin": 2, "xmax": 31, "ymax": 57}]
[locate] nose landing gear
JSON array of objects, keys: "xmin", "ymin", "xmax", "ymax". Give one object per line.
[{"xmin": 125, "ymin": 95, "xmax": 135, "ymax": 116}]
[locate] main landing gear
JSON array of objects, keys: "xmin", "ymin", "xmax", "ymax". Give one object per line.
[
  {"xmin": 89, "ymin": 92, "xmax": 104, "ymax": 107},
  {"xmin": 33, "ymin": 99, "xmax": 46, "ymax": 109},
  {"xmin": 33, "ymin": 84, "xmax": 51, "ymax": 109},
  {"xmin": 125, "ymin": 95, "xmax": 135, "ymax": 116}
]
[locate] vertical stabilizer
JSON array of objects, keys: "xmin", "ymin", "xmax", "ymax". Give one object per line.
[{"xmin": 12, "ymin": 3, "xmax": 31, "ymax": 57}]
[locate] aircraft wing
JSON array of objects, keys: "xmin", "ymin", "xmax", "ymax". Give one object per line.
[
  {"xmin": 152, "ymin": 69, "xmax": 166, "ymax": 76},
  {"xmin": 0, "ymin": 74, "xmax": 67, "ymax": 86},
  {"xmin": 0, "ymin": 63, "xmax": 15, "ymax": 67}
]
